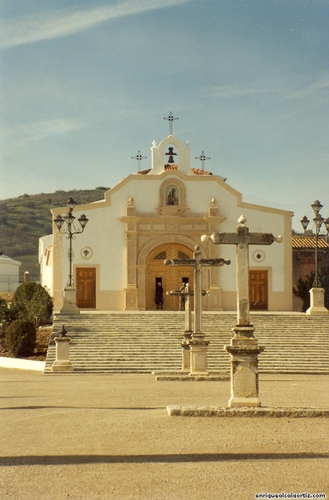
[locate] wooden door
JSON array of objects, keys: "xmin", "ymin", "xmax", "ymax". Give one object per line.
[
  {"xmin": 146, "ymin": 243, "xmax": 194, "ymax": 310},
  {"xmin": 76, "ymin": 268, "xmax": 96, "ymax": 308},
  {"xmin": 249, "ymin": 270, "xmax": 268, "ymax": 310}
]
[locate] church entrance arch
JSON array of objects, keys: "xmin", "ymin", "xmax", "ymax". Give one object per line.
[{"xmin": 146, "ymin": 243, "xmax": 194, "ymax": 310}]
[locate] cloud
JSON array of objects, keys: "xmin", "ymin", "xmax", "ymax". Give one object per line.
[
  {"xmin": 1, "ymin": 118, "xmax": 86, "ymax": 149},
  {"xmin": 208, "ymin": 85, "xmax": 272, "ymax": 98},
  {"xmin": 0, "ymin": 0, "xmax": 191, "ymax": 50},
  {"xmin": 208, "ymin": 76, "xmax": 329, "ymax": 100}
]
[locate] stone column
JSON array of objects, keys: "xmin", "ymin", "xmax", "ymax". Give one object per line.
[
  {"xmin": 225, "ymin": 326, "xmax": 264, "ymax": 407},
  {"xmin": 51, "ymin": 336, "xmax": 74, "ymax": 372},
  {"xmin": 306, "ymin": 288, "xmax": 329, "ymax": 315},
  {"xmin": 123, "ymin": 198, "xmax": 139, "ymax": 310},
  {"xmin": 181, "ymin": 286, "xmax": 192, "ymax": 372},
  {"xmin": 189, "ymin": 246, "xmax": 209, "ymax": 376},
  {"xmin": 181, "ymin": 333, "xmax": 192, "ymax": 372}
]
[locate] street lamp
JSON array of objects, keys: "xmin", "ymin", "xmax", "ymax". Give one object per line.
[
  {"xmin": 54, "ymin": 198, "xmax": 89, "ymax": 287},
  {"xmin": 300, "ymin": 200, "xmax": 329, "ymax": 287}
]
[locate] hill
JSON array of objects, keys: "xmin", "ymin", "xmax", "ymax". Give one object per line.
[{"xmin": 0, "ymin": 187, "xmax": 110, "ymax": 282}]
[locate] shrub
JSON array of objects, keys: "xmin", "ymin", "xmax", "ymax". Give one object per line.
[
  {"xmin": 0, "ymin": 297, "xmax": 10, "ymax": 323},
  {"xmin": 5, "ymin": 320, "xmax": 36, "ymax": 357},
  {"xmin": 293, "ymin": 266, "xmax": 329, "ymax": 311},
  {"xmin": 11, "ymin": 282, "xmax": 53, "ymax": 327}
]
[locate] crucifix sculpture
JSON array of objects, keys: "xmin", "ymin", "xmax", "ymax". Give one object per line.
[
  {"xmin": 201, "ymin": 215, "xmax": 283, "ymax": 407},
  {"xmin": 165, "ymin": 245, "xmax": 230, "ymax": 375}
]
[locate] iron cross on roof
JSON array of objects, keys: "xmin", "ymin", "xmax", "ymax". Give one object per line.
[
  {"xmin": 131, "ymin": 150, "xmax": 147, "ymax": 171},
  {"xmin": 195, "ymin": 151, "xmax": 211, "ymax": 171},
  {"xmin": 163, "ymin": 111, "xmax": 178, "ymax": 136}
]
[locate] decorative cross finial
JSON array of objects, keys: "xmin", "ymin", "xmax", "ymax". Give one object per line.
[
  {"xmin": 163, "ymin": 111, "xmax": 178, "ymax": 136},
  {"xmin": 131, "ymin": 150, "xmax": 147, "ymax": 171},
  {"xmin": 238, "ymin": 215, "xmax": 247, "ymax": 225},
  {"xmin": 195, "ymin": 151, "xmax": 210, "ymax": 171}
]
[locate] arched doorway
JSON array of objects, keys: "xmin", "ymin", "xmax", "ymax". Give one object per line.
[{"xmin": 146, "ymin": 243, "xmax": 194, "ymax": 310}]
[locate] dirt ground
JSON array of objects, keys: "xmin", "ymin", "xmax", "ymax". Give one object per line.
[{"xmin": 0, "ymin": 369, "xmax": 328, "ymax": 500}]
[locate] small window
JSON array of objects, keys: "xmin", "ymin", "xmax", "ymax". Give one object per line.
[
  {"xmin": 178, "ymin": 251, "xmax": 190, "ymax": 260},
  {"xmin": 154, "ymin": 251, "xmax": 166, "ymax": 260}
]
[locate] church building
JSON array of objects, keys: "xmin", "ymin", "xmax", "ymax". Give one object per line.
[{"xmin": 39, "ymin": 123, "xmax": 293, "ymax": 313}]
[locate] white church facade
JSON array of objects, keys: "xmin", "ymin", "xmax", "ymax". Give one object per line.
[{"xmin": 39, "ymin": 131, "xmax": 293, "ymax": 313}]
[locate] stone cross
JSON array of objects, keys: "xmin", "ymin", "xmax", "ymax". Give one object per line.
[
  {"xmin": 165, "ymin": 245, "xmax": 230, "ymax": 337},
  {"xmin": 166, "ymin": 283, "xmax": 209, "ymax": 334},
  {"xmin": 165, "ymin": 246, "xmax": 230, "ymax": 375},
  {"xmin": 201, "ymin": 215, "xmax": 282, "ymax": 406},
  {"xmin": 167, "ymin": 283, "xmax": 209, "ymax": 372},
  {"xmin": 202, "ymin": 215, "xmax": 282, "ymax": 327}
]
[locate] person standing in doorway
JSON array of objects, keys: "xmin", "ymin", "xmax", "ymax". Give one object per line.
[{"xmin": 155, "ymin": 282, "xmax": 164, "ymax": 310}]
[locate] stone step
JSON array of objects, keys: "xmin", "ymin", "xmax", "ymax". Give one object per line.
[{"xmin": 44, "ymin": 312, "xmax": 329, "ymax": 374}]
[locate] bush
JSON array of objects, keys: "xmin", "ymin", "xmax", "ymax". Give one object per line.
[
  {"xmin": 5, "ymin": 320, "xmax": 36, "ymax": 357},
  {"xmin": 11, "ymin": 282, "xmax": 53, "ymax": 327},
  {"xmin": 0, "ymin": 298, "xmax": 10, "ymax": 323},
  {"xmin": 293, "ymin": 266, "xmax": 329, "ymax": 311}
]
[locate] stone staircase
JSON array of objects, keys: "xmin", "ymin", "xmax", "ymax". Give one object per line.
[{"xmin": 44, "ymin": 312, "xmax": 329, "ymax": 374}]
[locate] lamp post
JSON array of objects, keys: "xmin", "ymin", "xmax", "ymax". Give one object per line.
[
  {"xmin": 300, "ymin": 200, "xmax": 329, "ymax": 315},
  {"xmin": 54, "ymin": 198, "xmax": 89, "ymax": 287},
  {"xmin": 300, "ymin": 200, "xmax": 329, "ymax": 287}
]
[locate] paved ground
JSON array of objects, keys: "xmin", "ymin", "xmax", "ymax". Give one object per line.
[{"xmin": 0, "ymin": 369, "xmax": 328, "ymax": 500}]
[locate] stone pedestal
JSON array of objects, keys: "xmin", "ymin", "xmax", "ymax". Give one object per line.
[
  {"xmin": 189, "ymin": 338, "xmax": 210, "ymax": 376},
  {"xmin": 225, "ymin": 326, "xmax": 264, "ymax": 408},
  {"xmin": 60, "ymin": 287, "xmax": 80, "ymax": 315},
  {"xmin": 51, "ymin": 337, "xmax": 74, "ymax": 372},
  {"xmin": 306, "ymin": 288, "xmax": 328, "ymax": 315},
  {"xmin": 181, "ymin": 332, "xmax": 192, "ymax": 372}
]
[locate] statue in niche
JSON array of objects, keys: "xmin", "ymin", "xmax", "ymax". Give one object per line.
[
  {"xmin": 165, "ymin": 146, "xmax": 178, "ymax": 164},
  {"xmin": 166, "ymin": 186, "xmax": 178, "ymax": 205}
]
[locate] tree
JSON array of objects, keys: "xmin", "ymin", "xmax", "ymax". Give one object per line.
[
  {"xmin": 11, "ymin": 282, "xmax": 53, "ymax": 327},
  {"xmin": 294, "ymin": 266, "xmax": 329, "ymax": 311}
]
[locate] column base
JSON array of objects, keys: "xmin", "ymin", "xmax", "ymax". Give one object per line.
[
  {"xmin": 306, "ymin": 288, "xmax": 328, "ymax": 315},
  {"xmin": 60, "ymin": 287, "xmax": 80, "ymax": 315},
  {"xmin": 225, "ymin": 325, "xmax": 264, "ymax": 408},
  {"xmin": 189, "ymin": 339, "xmax": 210, "ymax": 376},
  {"xmin": 228, "ymin": 396, "xmax": 261, "ymax": 408},
  {"xmin": 51, "ymin": 360, "xmax": 74, "ymax": 372},
  {"xmin": 181, "ymin": 343, "xmax": 190, "ymax": 372}
]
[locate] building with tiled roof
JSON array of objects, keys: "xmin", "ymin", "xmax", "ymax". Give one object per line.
[
  {"xmin": 40, "ymin": 126, "xmax": 293, "ymax": 313},
  {"xmin": 292, "ymin": 235, "xmax": 329, "ymax": 249}
]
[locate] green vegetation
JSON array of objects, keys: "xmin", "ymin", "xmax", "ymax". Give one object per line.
[
  {"xmin": 0, "ymin": 187, "xmax": 109, "ymax": 281},
  {"xmin": 293, "ymin": 266, "xmax": 329, "ymax": 311},
  {"xmin": 0, "ymin": 297, "xmax": 11, "ymax": 323},
  {"xmin": 5, "ymin": 319, "xmax": 36, "ymax": 357},
  {"xmin": 11, "ymin": 282, "xmax": 53, "ymax": 327}
]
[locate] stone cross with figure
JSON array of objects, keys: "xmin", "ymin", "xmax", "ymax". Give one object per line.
[
  {"xmin": 201, "ymin": 215, "xmax": 282, "ymax": 406},
  {"xmin": 165, "ymin": 245, "xmax": 230, "ymax": 375}
]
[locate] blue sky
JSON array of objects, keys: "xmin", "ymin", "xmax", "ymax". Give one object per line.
[{"xmin": 0, "ymin": 0, "xmax": 328, "ymax": 231}]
